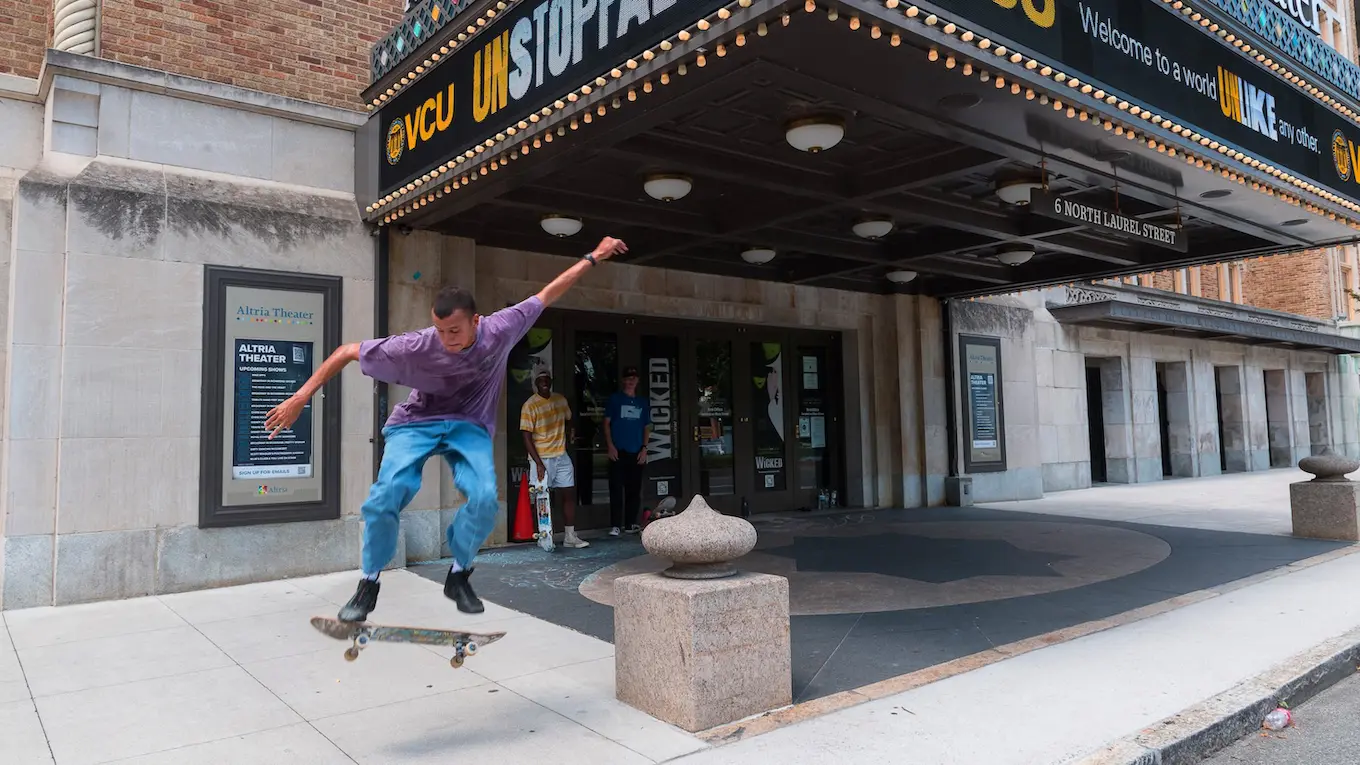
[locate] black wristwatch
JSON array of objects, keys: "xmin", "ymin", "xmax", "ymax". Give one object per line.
[{"xmin": 583, "ymin": 252, "xmax": 597, "ymax": 266}]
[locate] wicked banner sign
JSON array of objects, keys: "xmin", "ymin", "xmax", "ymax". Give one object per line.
[
  {"xmin": 378, "ymin": 0, "xmax": 731, "ymax": 195},
  {"xmin": 1030, "ymin": 189, "xmax": 1187, "ymax": 251},
  {"xmin": 923, "ymin": 0, "xmax": 1360, "ymax": 208},
  {"xmin": 643, "ymin": 334, "xmax": 680, "ymax": 502}
]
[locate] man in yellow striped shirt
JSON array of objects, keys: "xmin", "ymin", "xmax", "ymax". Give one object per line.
[{"xmin": 520, "ymin": 366, "xmax": 587, "ymax": 548}]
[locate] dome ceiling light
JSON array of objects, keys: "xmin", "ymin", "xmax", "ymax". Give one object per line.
[
  {"xmin": 785, "ymin": 116, "xmax": 845, "ymax": 153},
  {"xmin": 886, "ymin": 270, "xmax": 917, "ymax": 284},
  {"xmin": 995, "ymin": 246, "xmax": 1035, "ymax": 265},
  {"xmin": 540, "ymin": 214, "xmax": 583, "ymax": 237},
  {"xmin": 741, "ymin": 247, "xmax": 776, "ymax": 264},
  {"xmin": 995, "ymin": 180, "xmax": 1042, "ymax": 205},
  {"xmin": 643, "ymin": 174, "xmax": 693, "ymax": 202},
  {"xmin": 852, "ymin": 217, "xmax": 894, "ymax": 239}
]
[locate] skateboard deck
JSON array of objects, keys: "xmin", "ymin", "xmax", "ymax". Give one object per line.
[
  {"xmin": 530, "ymin": 481, "xmax": 554, "ymax": 551},
  {"xmin": 310, "ymin": 616, "xmax": 506, "ymax": 668}
]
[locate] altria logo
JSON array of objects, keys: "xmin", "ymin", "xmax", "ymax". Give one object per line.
[{"xmin": 1217, "ymin": 66, "xmax": 1279, "ymax": 141}]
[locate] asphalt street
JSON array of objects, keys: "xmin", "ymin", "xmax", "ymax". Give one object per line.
[{"xmin": 1202, "ymin": 672, "xmax": 1360, "ymax": 764}]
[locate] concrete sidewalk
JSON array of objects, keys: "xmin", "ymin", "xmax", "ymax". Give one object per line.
[
  {"xmin": 669, "ymin": 547, "xmax": 1360, "ymax": 765},
  {"xmin": 982, "ymin": 467, "xmax": 1309, "ymax": 536},
  {"xmin": 0, "ymin": 570, "xmax": 707, "ymax": 765},
  {"xmin": 4, "ymin": 539, "xmax": 1359, "ymax": 764}
]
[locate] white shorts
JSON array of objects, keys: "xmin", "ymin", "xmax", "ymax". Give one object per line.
[{"xmin": 529, "ymin": 454, "xmax": 575, "ymax": 489}]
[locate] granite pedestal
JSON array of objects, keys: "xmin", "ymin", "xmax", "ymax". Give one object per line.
[
  {"xmin": 614, "ymin": 571, "xmax": 792, "ymax": 732},
  {"xmin": 1290, "ymin": 481, "xmax": 1360, "ymax": 541}
]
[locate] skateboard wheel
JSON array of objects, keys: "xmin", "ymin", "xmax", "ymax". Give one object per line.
[
  {"xmin": 344, "ymin": 647, "xmax": 359, "ymax": 661},
  {"xmin": 465, "ymin": 642, "xmax": 478, "ymax": 655},
  {"xmin": 450, "ymin": 655, "xmax": 465, "ymax": 668}
]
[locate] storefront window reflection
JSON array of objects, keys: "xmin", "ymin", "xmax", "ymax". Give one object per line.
[
  {"xmin": 573, "ymin": 331, "xmax": 617, "ymax": 506},
  {"xmin": 695, "ymin": 339, "xmax": 735, "ymax": 496},
  {"xmin": 797, "ymin": 347, "xmax": 829, "ymax": 491}
]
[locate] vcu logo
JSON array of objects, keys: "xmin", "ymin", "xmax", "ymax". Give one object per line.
[
  {"xmin": 1331, "ymin": 129, "xmax": 1360, "ymax": 190},
  {"xmin": 1334, "ymin": 130, "xmax": 1352, "ymax": 182},
  {"xmin": 384, "ymin": 84, "xmax": 456, "ymax": 166},
  {"xmin": 386, "ymin": 120, "xmax": 405, "ymax": 165}
]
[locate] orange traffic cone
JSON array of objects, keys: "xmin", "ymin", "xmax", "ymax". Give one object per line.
[{"xmin": 511, "ymin": 474, "xmax": 534, "ymax": 542}]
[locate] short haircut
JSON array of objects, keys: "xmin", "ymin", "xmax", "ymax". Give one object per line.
[{"xmin": 433, "ymin": 286, "xmax": 476, "ymax": 319}]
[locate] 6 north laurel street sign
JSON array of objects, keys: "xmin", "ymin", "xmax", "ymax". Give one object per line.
[
  {"xmin": 377, "ymin": 0, "xmax": 731, "ymax": 196},
  {"xmin": 923, "ymin": 0, "xmax": 1360, "ymax": 208}
]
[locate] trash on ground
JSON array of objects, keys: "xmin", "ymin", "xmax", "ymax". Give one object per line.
[{"xmin": 1262, "ymin": 707, "xmax": 1293, "ymax": 730}]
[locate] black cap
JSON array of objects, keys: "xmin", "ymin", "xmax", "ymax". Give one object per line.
[{"xmin": 622, "ymin": 365, "xmax": 640, "ymax": 378}]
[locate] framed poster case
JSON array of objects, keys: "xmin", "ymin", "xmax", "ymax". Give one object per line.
[{"xmin": 200, "ymin": 266, "xmax": 343, "ymax": 528}]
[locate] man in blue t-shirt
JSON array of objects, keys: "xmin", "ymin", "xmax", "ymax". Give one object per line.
[{"xmin": 604, "ymin": 366, "xmax": 651, "ymax": 535}]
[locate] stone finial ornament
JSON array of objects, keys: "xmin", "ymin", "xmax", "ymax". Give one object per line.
[
  {"xmin": 1298, "ymin": 447, "xmax": 1360, "ymax": 482},
  {"xmin": 641, "ymin": 495, "xmax": 757, "ymax": 579}
]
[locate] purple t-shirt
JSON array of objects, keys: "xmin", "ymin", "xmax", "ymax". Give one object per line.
[{"xmin": 359, "ymin": 296, "xmax": 544, "ymax": 434}]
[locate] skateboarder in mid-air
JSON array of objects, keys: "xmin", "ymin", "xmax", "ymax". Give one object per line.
[{"xmin": 264, "ymin": 236, "xmax": 629, "ymax": 622}]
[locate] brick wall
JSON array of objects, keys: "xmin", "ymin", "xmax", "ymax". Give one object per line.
[
  {"xmin": 99, "ymin": 0, "xmax": 405, "ymax": 110},
  {"xmin": 1199, "ymin": 264, "xmax": 1220, "ymax": 301},
  {"xmin": 0, "ymin": 0, "xmax": 48, "ymax": 78},
  {"xmin": 1241, "ymin": 249, "xmax": 1335, "ymax": 319},
  {"xmin": 1126, "ymin": 254, "xmax": 1338, "ymax": 319}
]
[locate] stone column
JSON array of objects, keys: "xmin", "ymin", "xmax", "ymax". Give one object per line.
[
  {"xmin": 1264, "ymin": 369, "xmax": 1293, "ymax": 467},
  {"xmin": 53, "ymin": 0, "xmax": 99, "ymax": 55},
  {"xmin": 1216, "ymin": 365, "xmax": 1250, "ymax": 473},
  {"xmin": 1098, "ymin": 357, "xmax": 1136, "ymax": 484},
  {"xmin": 1191, "ymin": 352, "xmax": 1222, "ymax": 477},
  {"xmin": 1128, "ymin": 355, "xmax": 1163, "ymax": 482},
  {"xmin": 1161, "ymin": 361, "xmax": 1195, "ymax": 478},
  {"xmin": 614, "ymin": 496, "xmax": 790, "ymax": 732}
]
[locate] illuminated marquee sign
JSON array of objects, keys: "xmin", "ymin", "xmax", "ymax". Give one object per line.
[
  {"xmin": 377, "ymin": 0, "xmax": 731, "ymax": 195},
  {"xmin": 925, "ymin": 0, "xmax": 1360, "ymax": 207}
]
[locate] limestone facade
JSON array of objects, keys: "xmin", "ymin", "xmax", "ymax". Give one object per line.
[{"xmin": 4, "ymin": 50, "xmax": 1360, "ymax": 609}]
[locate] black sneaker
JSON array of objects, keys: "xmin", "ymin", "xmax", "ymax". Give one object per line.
[
  {"xmin": 444, "ymin": 568, "xmax": 484, "ymax": 613},
  {"xmin": 338, "ymin": 578, "xmax": 380, "ymax": 622}
]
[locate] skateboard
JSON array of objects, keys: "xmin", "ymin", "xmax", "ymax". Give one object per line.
[
  {"xmin": 310, "ymin": 616, "xmax": 506, "ymax": 668},
  {"xmin": 641, "ymin": 496, "xmax": 678, "ymax": 528},
  {"xmin": 530, "ymin": 481, "xmax": 554, "ymax": 552}
]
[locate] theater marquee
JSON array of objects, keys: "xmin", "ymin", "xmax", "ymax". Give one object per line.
[
  {"xmin": 923, "ymin": 0, "xmax": 1360, "ymax": 207},
  {"xmin": 377, "ymin": 0, "xmax": 732, "ymax": 195}
]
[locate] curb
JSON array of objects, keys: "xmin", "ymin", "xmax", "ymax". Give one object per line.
[
  {"xmin": 1070, "ymin": 626, "xmax": 1360, "ymax": 765},
  {"xmin": 696, "ymin": 544, "xmax": 1360, "ymax": 747}
]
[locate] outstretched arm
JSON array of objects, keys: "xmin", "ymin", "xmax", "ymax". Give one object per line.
[
  {"xmin": 264, "ymin": 342, "xmax": 361, "ymax": 437},
  {"xmin": 535, "ymin": 236, "xmax": 628, "ymax": 307}
]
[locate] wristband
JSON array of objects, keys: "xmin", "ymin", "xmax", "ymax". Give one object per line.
[{"xmin": 583, "ymin": 253, "xmax": 597, "ymax": 266}]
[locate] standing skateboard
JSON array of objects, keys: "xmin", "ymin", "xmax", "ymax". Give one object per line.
[
  {"xmin": 641, "ymin": 496, "xmax": 678, "ymax": 528},
  {"xmin": 310, "ymin": 616, "xmax": 505, "ymax": 668},
  {"xmin": 530, "ymin": 480, "xmax": 555, "ymax": 551}
]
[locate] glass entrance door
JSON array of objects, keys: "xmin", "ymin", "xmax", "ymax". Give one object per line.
[
  {"xmin": 690, "ymin": 337, "xmax": 738, "ymax": 513},
  {"xmin": 570, "ymin": 330, "xmax": 618, "ymax": 513},
  {"xmin": 794, "ymin": 345, "xmax": 834, "ymax": 507},
  {"xmin": 509, "ymin": 308, "xmax": 847, "ymax": 530}
]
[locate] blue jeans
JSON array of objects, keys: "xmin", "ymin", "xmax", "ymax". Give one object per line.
[{"xmin": 361, "ymin": 419, "xmax": 499, "ymax": 575}]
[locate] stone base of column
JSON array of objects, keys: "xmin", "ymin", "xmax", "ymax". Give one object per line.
[
  {"xmin": 614, "ymin": 571, "xmax": 791, "ymax": 732},
  {"xmin": 1290, "ymin": 481, "xmax": 1360, "ymax": 541}
]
